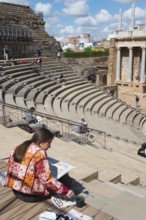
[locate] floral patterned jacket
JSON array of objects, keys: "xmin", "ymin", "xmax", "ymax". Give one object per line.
[{"xmin": 5, "ymin": 143, "xmax": 69, "ymax": 196}]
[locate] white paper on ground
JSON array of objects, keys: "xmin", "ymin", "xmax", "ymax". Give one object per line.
[
  {"xmin": 51, "ymin": 196, "xmax": 76, "ymax": 209},
  {"xmin": 39, "ymin": 211, "xmax": 56, "ymax": 220},
  {"xmin": 67, "ymin": 209, "xmax": 93, "ymax": 220}
]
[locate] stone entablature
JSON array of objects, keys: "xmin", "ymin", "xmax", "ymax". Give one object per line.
[
  {"xmin": 116, "ymin": 41, "xmax": 146, "ymax": 48},
  {"xmin": 116, "ymin": 30, "xmax": 146, "ymax": 39}
]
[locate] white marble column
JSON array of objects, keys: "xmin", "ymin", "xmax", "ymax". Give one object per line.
[
  {"xmin": 128, "ymin": 47, "xmax": 133, "ymax": 82},
  {"xmin": 116, "ymin": 47, "xmax": 121, "ymax": 81},
  {"xmin": 140, "ymin": 47, "xmax": 146, "ymax": 83},
  {"xmin": 131, "ymin": 3, "xmax": 135, "ymax": 31},
  {"xmin": 118, "ymin": 9, "xmax": 122, "ymax": 31}
]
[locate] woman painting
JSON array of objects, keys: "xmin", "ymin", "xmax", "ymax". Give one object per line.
[{"xmin": 5, "ymin": 128, "xmax": 74, "ymax": 202}]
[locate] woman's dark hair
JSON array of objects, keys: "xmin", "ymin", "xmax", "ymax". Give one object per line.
[{"xmin": 13, "ymin": 128, "xmax": 54, "ymax": 163}]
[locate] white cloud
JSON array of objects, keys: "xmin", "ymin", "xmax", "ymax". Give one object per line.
[
  {"xmin": 95, "ymin": 9, "xmax": 113, "ymax": 24},
  {"xmin": 75, "ymin": 9, "xmax": 118, "ymax": 27},
  {"xmin": 60, "ymin": 25, "xmax": 75, "ymax": 35},
  {"xmin": 62, "ymin": 0, "xmax": 88, "ymax": 16},
  {"xmin": 123, "ymin": 6, "xmax": 145, "ymax": 20},
  {"xmin": 35, "ymin": 2, "xmax": 52, "ymax": 16},
  {"xmin": 112, "ymin": 0, "xmax": 145, "ymax": 4},
  {"xmin": 102, "ymin": 23, "xmax": 119, "ymax": 34},
  {"xmin": 0, "ymin": 0, "xmax": 29, "ymax": 4},
  {"xmin": 75, "ymin": 16, "xmax": 97, "ymax": 26},
  {"xmin": 45, "ymin": 15, "xmax": 62, "ymax": 36}
]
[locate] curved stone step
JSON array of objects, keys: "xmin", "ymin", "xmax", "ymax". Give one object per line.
[
  {"xmin": 4, "ymin": 66, "xmax": 33, "ymax": 77},
  {"xmin": 15, "ymin": 96, "xmax": 27, "ymax": 108},
  {"xmin": 84, "ymin": 109, "xmax": 145, "ymax": 143},
  {"xmin": 91, "ymin": 96, "xmax": 114, "ymax": 115},
  {"xmin": 141, "ymin": 118, "xmax": 146, "ymax": 135},
  {"xmin": 36, "ymin": 103, "xmax": 48, "ymax": 114},
  {"xmin": 7, "ymin": 69, "xmax": 35, "ymax": 79},
  {"xmin": 49, "ymin": 78, "xmax": 85, "ymax": 98},
  {"xmin": 58, "ymin": 84, "xmax": 93, "ymax": 103},
  {"xmin": 44, "ymin": 81, "xmax": 86, "ymax": 116},
  {"xmin": 106, "ymin": 102, "xmax": 124, "ymax": 119},
  {"xmin": 53, "ymin": 85, "xmax": 91, "ymax": 118},
  {"xmin": 60, "ymin": 100, "xmax": 78, "ymax": 120},
  {"xmin": 35, "ymin": 84, "xmax": 61, "ymax": 104},
  {"xmin": 3, "ymin": 65, "xmax": 32, "ymax": 75},
  {"xmin": 26, "ymin": 72, "xmax": 74, "ymax": 99},
  {"xmin": 66, "ymin": 89, "xmax": 100, "ymax": 119},
  {"xmin": 85, "ymin": 94, "xmax": 109, "ymax": 112},
  {"xmin": 2, "ymin": 79, "xmax": 16, "ymax": 92},
  {"xmin": 44, "ymin": 96, "xmax": 57, "ymax": 116},
  {"xmin": 74, "ymin": 90, "xmax": 102, "ymax": 111},
  {"xmin": 132, "ymin": 114, "xmax": 145, "ymax": 130},
  {"xmin": 5, "ymin": 93, "xmax": 15, "ymax": 105},
  {"xmin": 112, "ymin": 105, "xmax": 129, "ymax": 121},
  {"xmin": 98, "ymin": 99, "xmax": 119, "ymax": 117},
  {"xmin": 25, "ymin": 80, "xmax": 55, "ymax": 102},
  {"xmin": 16, "ymin": 76, "xmax": 44, "ymax": 96},
  {"xmin": 119, "ymin": 108, "xmax": 134, "ymax": 124},
  {"xmin": 126, "ymin": 110, "xmax": 140, "ymax": 127},
  {"xmin": 67, "ymin": 88, "xmax": 99, "ymax": 110}
]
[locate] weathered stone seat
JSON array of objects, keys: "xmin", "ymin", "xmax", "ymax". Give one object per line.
[
  {"xmin": 106, "ymin": 102, "xmax": 125, "ymax": 119},
  {"xmin": 84, "ymin": 93, "xmax": 108, "ymax": 113},
  {"xmin": 53, "ymin": 84, "xmax": 92, "ymax": 118},
  {"xmin": 91, "ymin": 96, "xmax": 114, "ymax": 115},
  {"xmin": 98, "ymin": 99, "xmax": 119, "ymax": 116}
]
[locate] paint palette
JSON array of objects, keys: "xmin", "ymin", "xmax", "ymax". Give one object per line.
[{"xmin": 51, "ymin": 196, "xmax": 76, "ymax": 209}]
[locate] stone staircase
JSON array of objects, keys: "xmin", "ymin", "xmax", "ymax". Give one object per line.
[
  {"xmin": 1, "ymin": 124, "xmax": 146, "ymax": 219},
  {"xmin": 81, "ymin": 179, "xmax": 146, "ymax": 220}
]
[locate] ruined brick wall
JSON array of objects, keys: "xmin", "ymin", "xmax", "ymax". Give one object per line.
[{"xmin": 0, "ymin": 2, "xmax": 60, "ymax": 58}]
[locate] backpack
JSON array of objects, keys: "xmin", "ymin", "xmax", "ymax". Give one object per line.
[{"xmin": 137, "ymin": 144, "xmax": 146, "ymax": 157}]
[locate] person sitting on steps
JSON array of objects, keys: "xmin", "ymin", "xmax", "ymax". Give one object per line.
[
  {"xmin": 74, "ymin": 118, "xmax": 88, "ymax": 134},
  {"xmin": 24, "ymin": 107, "xmax": 38, "ymax": 124},
  {"xmin": 4, "ymin": 128, "xmax": 75, "ymax": 203}
]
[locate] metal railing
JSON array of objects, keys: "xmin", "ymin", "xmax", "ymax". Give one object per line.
[
  {"xmin": 0, "ymin": 102, "xmax": 106, "ymax": 149},
  {"xmin": 0, "ymin": 25, "xmax": 33, "ymax": 42}
]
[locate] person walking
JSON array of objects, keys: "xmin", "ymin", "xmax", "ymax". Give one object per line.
[
  {"xmin": 135, "ymin": 95, "xmax": 140, "ymax": 111},
  {"xmin": 57, "ymin": 50, "xmax": 61, "ymax": 60},
  {"xmin": 3, "ymin": 46, "xmax": 9, "ymax": 63}
]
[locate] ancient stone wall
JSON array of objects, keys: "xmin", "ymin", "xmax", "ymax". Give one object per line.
[
  {"xmin": 63, "ymin": 57, "xmax": 108, "ymax": 85},
  {"xmin": 108, "ymin": 38, "xmax": 117, "ymax": 85},
  {"xmin": 0, "ymin": 2, "xmax": 60, "ymax": 59}
]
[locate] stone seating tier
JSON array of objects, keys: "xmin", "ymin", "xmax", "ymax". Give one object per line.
[{"xmin": 1, "ymin": 57, "xmax": 146, "ymax": 141}]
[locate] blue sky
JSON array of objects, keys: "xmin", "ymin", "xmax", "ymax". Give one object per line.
[{"xmin": 0, "ymin": 0, "xmax": 146, "ymax": 40}]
